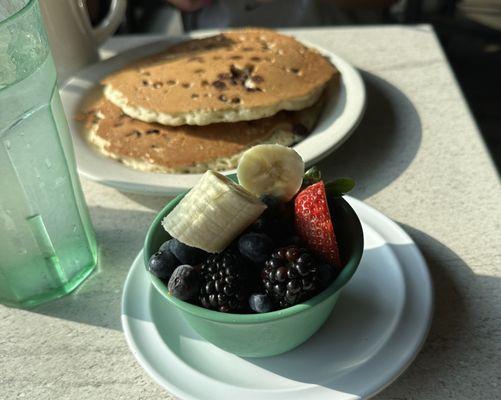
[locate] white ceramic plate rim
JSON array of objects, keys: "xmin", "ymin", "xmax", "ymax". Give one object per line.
[
  {"xmin": 121, "ymin": 196, "xmax": 433, "ymax": 399},
  {"xmin": 61, "ymin": 34, "xmax": 365, "ymax": 195}
]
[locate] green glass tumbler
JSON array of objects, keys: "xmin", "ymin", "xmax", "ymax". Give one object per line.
[{"xmin": 0, "ymin": 0, "xmax": 98, "ymax": 307}]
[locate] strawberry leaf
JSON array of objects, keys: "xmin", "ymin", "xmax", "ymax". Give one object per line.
[
  {"xmin": 302, "ymin": 166, "xmax": 322, "ymax": 187},
  {"xmin": 325, "ymin": 178, "xmax": 355, "ymax": 197}
]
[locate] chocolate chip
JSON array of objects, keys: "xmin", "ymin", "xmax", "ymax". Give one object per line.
[
  {"xmin": 226, "ymin": 64, "xmax": 264, "ymax": 90},
  {"xmin": 231, "ymin": 97, "xmax": 240, "ymax": 104},
  {"xmin": 218, "ymin": 94, "xmax": 228, "ymax": 102},
  {"xmin": 146, "ymin": 129, "xmax": 160, "ymax": 135},
  {"xmin": 142, "ymin": 80, "xmax": 149, "ymax": 86},
  {"xmin": 292, "ymin": 123, "xmax": 308, "ymax": 136},
  {"xmin": 182, "ymin": 83, "xmax": 191, "ymax": 88},
  {"xmin": 212, "ymin": 80, "xmax": 227, "ymax": 90},
  {"xmin": 230, "ymin": 65, "xmax": 243, "ymax": 78}
]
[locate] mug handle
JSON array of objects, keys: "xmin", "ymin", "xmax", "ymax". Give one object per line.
[{"xmin": 93, "ymin": 0, "xmax": 127, "ymax": 45}]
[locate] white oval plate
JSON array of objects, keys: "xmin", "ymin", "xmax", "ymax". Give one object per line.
[
  {"xmin": 60, "ymin": 36, "xmax": 365, "ymax": 195},
  {"xmin": 121, "ymin": 197, "xmax": 432, "ymax": 399}
]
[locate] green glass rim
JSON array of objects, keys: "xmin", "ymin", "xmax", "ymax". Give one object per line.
[
  {"xmin": 0, "ymin": 0, "xmax": 35, "ymax": 26},
  {"xmin": 144, "ymin": 191, "xmax": 364, "ymax": 325}
]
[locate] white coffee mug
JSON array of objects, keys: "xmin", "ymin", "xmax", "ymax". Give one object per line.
[{"xmin": 40, "ymin": 0, "xmax": 127, "ymax": 83}]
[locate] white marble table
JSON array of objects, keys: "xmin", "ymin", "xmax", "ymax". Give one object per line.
[{"xmin": 2, "ymin": 26, "xmax": 500, "ymax": 400}]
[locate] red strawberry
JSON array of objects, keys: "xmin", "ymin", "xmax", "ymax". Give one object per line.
[{"xmin": 294, "ymin": 181, "xmax": 341, "ymax": 269}]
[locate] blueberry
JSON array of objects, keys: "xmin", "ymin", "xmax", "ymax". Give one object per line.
[
  {"xmin": 168, "ymin": 265, "xmax": 200, "ymax": 301},
  {"xmin": 249, "ymin": 293, "xmax": 272, "ymax": 313},
  {"xmin": 159, "ymin": 239, "xmax": 173, "ymax": 253},
  {"xmin": 238, "ymin": 233, "xmax": 273, "ymax": 263},
  {"xmin": 169, "ymin": 238, "xmax": 207, "ymax": 265},
  {"xmin": 147, "ymin": 250, "xmax": 178, "ymax": 279},
  {"xmin": 318, "ymin": 264, "xmax": 337, "ymax": 288}
]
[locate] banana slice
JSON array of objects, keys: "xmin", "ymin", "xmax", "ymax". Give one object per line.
[
  {"xmin": 237, "ymin": 144, "xmax": 305, "ymax": 201},
  {"xmin": 162, "ymin": 171, "xmax": 266, "ymax": 253}
]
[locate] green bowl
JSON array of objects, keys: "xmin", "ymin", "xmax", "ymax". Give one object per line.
[{"xmin": 144, "ymin": 192, "xmax": 363, "ymax": 358}]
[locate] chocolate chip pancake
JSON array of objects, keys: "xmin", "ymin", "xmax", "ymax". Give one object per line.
[
  {"xmin": 82, "ymin": 95, "xmax": 324, "ymax": 173},
  {"xmin": 102, "ymin": 28, "xmax": 337, "ymax": 126}
]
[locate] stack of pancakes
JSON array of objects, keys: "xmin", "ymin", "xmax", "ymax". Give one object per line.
[{"xmin": 84, "ymin": 28, "xmax": 339, "ymax": 173}]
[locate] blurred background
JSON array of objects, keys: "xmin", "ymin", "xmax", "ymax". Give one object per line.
[{"xmin": 86, "ymin": 0, "xmax": 501, "ymax": 173}]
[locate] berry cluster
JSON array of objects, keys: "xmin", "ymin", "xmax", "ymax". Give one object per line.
[{"xmin": 147, "ymin": 191, "xmax": 340, "ymax": 314}]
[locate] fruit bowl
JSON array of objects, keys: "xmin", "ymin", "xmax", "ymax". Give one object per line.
[{"xmin": 144, "ymin": 191, "xmax": 363, "ymax": 358}]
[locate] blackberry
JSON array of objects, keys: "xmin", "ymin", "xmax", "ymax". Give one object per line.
[
  {"xmin": 199, "ymin": 250, "xmax": 253, "ymax": 313},
  {"xmin": 262, "ymin": 246, "xmax": 321, "ymax": 308}
]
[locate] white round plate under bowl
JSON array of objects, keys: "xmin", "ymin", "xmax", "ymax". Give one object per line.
[
  {"xmin": 121, "ymin": 197, "xmax": 432, "ymax": 399},
  {"xmin": 60, "ymin": 36, "xmax": 365, "ymax": 195}
]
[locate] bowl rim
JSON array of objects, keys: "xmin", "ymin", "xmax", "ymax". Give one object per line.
[{"xmin": 144, "ymin": 192, "xmax": 363, "ymax": 324}]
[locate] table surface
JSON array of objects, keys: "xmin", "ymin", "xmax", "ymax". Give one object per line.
[{"xmin": 2, "ymin": 26, "xmax": 500, "ymax": 400}]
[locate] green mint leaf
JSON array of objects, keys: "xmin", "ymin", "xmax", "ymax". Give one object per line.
[
  {"xmin": 302, "ymin": 166, "xmax": 322, "ymax": 186},
  {"xmin": 325, "ymin": 178, "xmax": 355, "ymax": 197}
]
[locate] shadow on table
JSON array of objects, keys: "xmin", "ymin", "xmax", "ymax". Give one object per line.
[
  {"xmin": 371, "ymin": 224, "xmax": 498, "ymax": 399},
  {"xmin": 31, "ymin": 206, "xmax": 157, "ymax": 331},
  {"xmin": 320, "ymin": 70, "xmax": 422, "ymax": 200},
  {"xmin": 120, "ymin": 191, "xmax": 175, "ymax": 212},
  {"xmin": 245, "ymin": 225, "xmax": 481, "ymax": 398}
]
